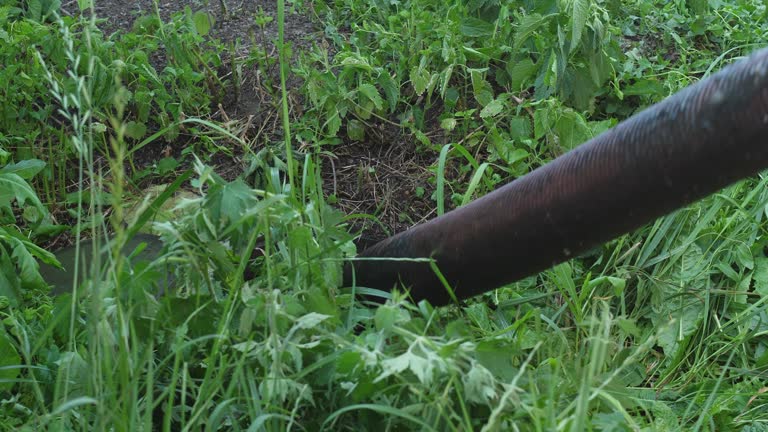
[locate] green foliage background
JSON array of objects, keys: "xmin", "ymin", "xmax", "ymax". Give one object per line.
[{"xmin": 1, "ymin": 0, "xmax": 768, "ymax": 430}]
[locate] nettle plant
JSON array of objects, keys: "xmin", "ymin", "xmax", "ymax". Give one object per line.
[
  {"xmin": 299, "ymin": 0, "xmax": 622, "ymax": 142},
  {"xmin": 118, "ymin": 7, "xmax": 227, "ymax": 141}
]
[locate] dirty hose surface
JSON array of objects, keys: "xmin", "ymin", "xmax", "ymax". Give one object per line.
[{"xmin": 344, "ymin": 48, "xmax": 768, "ymax": 306}]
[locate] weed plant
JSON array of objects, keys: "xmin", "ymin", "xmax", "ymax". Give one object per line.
[{"xmin": 1, "ymin": 0, "xmax": 768, "ymax": 430}]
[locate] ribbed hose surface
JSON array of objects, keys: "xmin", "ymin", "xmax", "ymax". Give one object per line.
[{"xmin": 343, "ymin": 48, "xmax": 768, "ymax": 306}]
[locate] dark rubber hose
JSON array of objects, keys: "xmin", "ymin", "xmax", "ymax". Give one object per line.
[{"xmin": 343, "ymin": 47, "xmax": 768, "ymax": 306}]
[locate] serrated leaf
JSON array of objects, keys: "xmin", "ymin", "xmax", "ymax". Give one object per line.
[
  {"xmin": 27, "ymin": 0, "xmax": 42, "ymax": 21},
  {"xmin": 514, "ymin": 13, "xmax": 552, "ymax": 51},
  {"xmin": 480, "ymin": 95, "xmax": 506, "ymax": 118},
  {"xmin": 570, "ymin": 0, "xmax": 590, "ymax": 52},
  {"xmin": 463, "ymin": 362, "xmax": 497, "ymax": 404},
  {"xmin": 534, "ymin": 51, "xmax": 558, "ymax": 99},
  {"xmin": 554, "ymin": 110, "xmax": 590, "ymax": 150},
  {"xmin": 440, "ymin": 118, "xmax": 457, "ymax": 131},
  {"xmin": 357, "ymin": 83, "xmax": 383, "ymax": 111},
  {"xmin": 470, "ymin": 69, "xmax": 493, "ymax": 106},
  {"xmin": 377, "ymin": 72, "xmax": 399, "ymax": 112},
  {"xmin": 292, "ymin": 312, "xmax": 331, "ymax": 330},
  {"xmin": 508, "ymin": 116, "xmax": 532, "ymax": 140},
  {"xmin": 157, "ymin": 157, "xmax": 179, "ymax": 175},
  {"xmin": 376, "ymin": 339, "xmax": 446, "ymax": 385},
  {"xmin": 124, "ymin": 121, "xmax": 147, "ymax": 140},
  {"xmin": 506, "ymin": 58, "xmax": 537, "ymax": 91},
  {"xmin": 374, "ymin": 304, "xmax": 409, "ymax": 331},
  {"xmin": 533, "ymin": 106, "xmax": 554, "ymax": 139},
  {"xmin": 339, "ymin": 53, "xmax": 373, "ymax": 72},
  {"xmin": 325, "ymin": 109, "xmax": 341, "ymax": 137},
  {"xmin": 410, "ymin": 67, "xmax": 430, "ymax": 96},
  {"xmin": 206, "ymin": 178, "xmax": 258, "ymax": 227}
]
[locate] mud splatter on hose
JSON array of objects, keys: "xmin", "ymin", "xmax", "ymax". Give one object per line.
[{"xmin": 343, "ymin": 47, "xmax": 768, "ymax": 306}]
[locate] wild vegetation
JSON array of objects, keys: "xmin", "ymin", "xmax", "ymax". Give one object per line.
[{"xmin": 2, "ymin": 0, "xmax": 768, "ymax": 430}]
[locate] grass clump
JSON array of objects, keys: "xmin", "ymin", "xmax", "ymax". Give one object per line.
[{"xmin": 1, "ymin": 0, "xmax": 768, "ymax": 430}]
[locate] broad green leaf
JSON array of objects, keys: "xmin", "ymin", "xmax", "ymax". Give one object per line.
[
  {"xmin": 440, "ymin": 118, "xmax": 457, "ymax": 131},
  {"xmin": 377, "ymin": 339, "xmax": 446, "ymax": 386},
  {"xmin": 0, "ymin": 159, "xmax": 45, "ymax": 180},
  {"xmin": 192, "ymin": 11, "xmax": 212, "ymax": 36},
  {"xmin": 467, "ymin": 0, "xmax": 496, "ymax": 13},
  {"xmin": 347, "ymin": 119, "xmax": 365, "ymax": 141},
  {"xmin": 466, "ymin": 303, "xmax": 493, "ymax": 331},
  {"xmin": 589, "ymin": 119, "xmax": 614, "ymax": 137},
  {"xmin": 11, "ymin": 239, "xmax": 47, "ymax": 289},
  {"xmin": 340, "ymin": 53, "xmax": 373, "ymax": 72},
  {"xmin": 377, "ymin": 72, "xmax": 399, "ymax": 112},
  {"xmin": 480, "ymin": 95, "xmax": 507, "ymax": 118},
  {"xmin": 55, "ymin": 352, "xmax": 90, "ymax": 398},
  {"xmin": 440, "ymin": 64, "xmax": 454, "ymax": 98},
  {"xmin": 533, "ymin": 105, "xmax": 555, "ymax": 139},
  {"xmin": 509, "ymin": 116, "xmax": 532, "ymax": 140},
  {"xmin": 0, "ymin": 172, "xmax": 46, "ymax": 223},
  {"xmin": 0, "ymin": 326, "xmax": 20, "ymax": 391},
  {"xmin": 688, "ymin": 0, "xmax": 708, "ymax": 15},
  {"xmin": 374, "ymin": 304, "xmax": 409, "ymax": 331},
  {"xmin": 622, "ymin": 79, "xmax": 665, "ymax": 97},
  {"xmin": 0, "ymin": 247, "xmax": 21, "ymax": 304},
  {"xmin": 207, "ymin": 178, "xmax": 259, "ymax": 227},
  {"xmin": 27, "ymin": 0, "xmax": 42, "ymax": 21},
  {"xmin": 555, "ymin": 110, "xmax": 590, "ymax": 150},
  {"xmin": 410, "ymin": 67, "xmax": 430, "ymax": 96},
  {"xmin": 124, "ymin": 121, "xmax": 148, "ymax": 140},
  {"xmin": 735, "ymin": 243, "xmax": 754, "ymax": 270},
  {"xmin": 570, "ymin": 0, "xmax": 590, "ymax": 52},
  {"xmin": 534, "ymin": 51, "xmax": 558, "ymax": 99},
  {"xmin": 336, "ymin": 351, "xmax": 363, "ymax": 374},
  {"xmin": 754, "ymin": 250, "xmax": 768, "ymax": 296},
  {"xmin": 460, "ymin": 17, "xmax": 494, "ymax": 37},
  {"xmin": 292, "ymin": 313, "xmax": 331, "ymax": 330},
  {"xmin": 506, "ymin": 58, "xmax": 537, "ymax": 91},
  {"xmin": 357, "ymin": 83, "xmax": 383, "ymax": 111},
  {"xmin": 325, "ymin": 109, "xmax": 341, "ymax": 137},
  {"xmin": 470, "ymin": 69, "xmax": 493, "ymax": 106},
  {"xmin": 157, "ymin": 157, "xmax": 179, "ymax": 175},
  {"xmin": 475, "ymin": 339, "xmax": 519, "ymax": 381},
  {"xmin": 514, "ymin": 13, "xmax": 553, "ymax": 50},
  {"xmin": 463, "ymin": 362, "xmax": 498, "ymax": 404}
]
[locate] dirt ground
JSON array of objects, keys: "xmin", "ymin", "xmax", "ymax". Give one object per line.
[{"xmin": 58, "ymin": 0, "xmax": 442, "ymax": 248}]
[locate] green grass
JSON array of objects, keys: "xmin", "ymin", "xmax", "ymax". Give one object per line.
[{"xmin": 2, "ymin": 0, "xmax": 768, "ymax": 430}]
